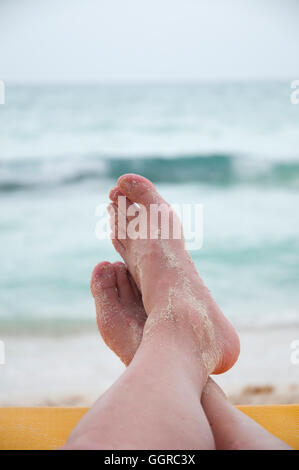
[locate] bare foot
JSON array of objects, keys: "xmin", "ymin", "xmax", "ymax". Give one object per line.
[
  {"xmin": 90, "ymin": 261, "xmax": 146, "ymax": 366},
  {"xmin": 106, "ymin": 174, "xmax": 240, "ymax": 375}
]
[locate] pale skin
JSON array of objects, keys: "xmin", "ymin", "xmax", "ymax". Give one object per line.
[{"xmin": 63, "ymin": 174, "xmax": 291, "ymax": 450}]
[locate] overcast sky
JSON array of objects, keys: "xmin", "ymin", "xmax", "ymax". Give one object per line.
[{"xmin": 0, "ymin": 0, "xmax": 298, "ymax": 83}]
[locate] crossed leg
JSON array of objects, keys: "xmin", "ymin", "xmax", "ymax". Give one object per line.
[
  {"xmin": 64, "ymin": 311, "xmax": 215, "ymax": 448},
  {"xmin": 84, "ymin": 261, "xmax": 290, "ymax": 450},
  {"xmin": 64, "ymin": 174, "xmax": 290, "ymax": 450},
  {"xmin": 65, "ymin": 259, "xmax": 215, "ymax": 449}
]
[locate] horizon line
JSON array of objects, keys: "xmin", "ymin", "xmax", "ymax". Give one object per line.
[{"xmin": 2, "ymin": 77, "xmax": 296, "ymax": 87}]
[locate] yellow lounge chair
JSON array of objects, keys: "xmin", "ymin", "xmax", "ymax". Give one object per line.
[{"xmin": 0, "ymin": 405, "xmax": 298, "ymax": 450}]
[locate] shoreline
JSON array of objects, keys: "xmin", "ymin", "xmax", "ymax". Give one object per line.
[{"xmin": 0, "ymin": 325, "xmax": 298, "ymax": 407}]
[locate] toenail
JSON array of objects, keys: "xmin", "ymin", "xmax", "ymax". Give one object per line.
[
  {"xmin": 94, "ymin": 264, "xmax": 110, "ymax": 278},
  {"xmin": 101, "ymin": 265, "xmax": 112, "ymax": 274}
]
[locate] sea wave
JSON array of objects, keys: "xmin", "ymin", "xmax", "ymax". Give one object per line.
[{"xmin": 1, "ymin": 153, "xmax": 299, "ymax": 192}]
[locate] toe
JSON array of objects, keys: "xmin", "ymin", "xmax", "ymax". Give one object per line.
[
  {"xmin": 118, "ymin": 173, "xmax": 166, "ymax": 206},
  {"xmin": 109, "ymin": 186, "xmax": 125, "ymax": 202},
  {"xmin": 108, "ymin": 203, "xmax": 127, "ymax": 241},
  {"xmin": 90, "ymin": 262, "xmax": 119, "ymax": 307},
  {"xmin": 113, "ymin": 262, "xmax": 136, "ymax": 304},
  {"xmin": 110, "ymin": 189, "xmax": 140, "ymax": 222}
]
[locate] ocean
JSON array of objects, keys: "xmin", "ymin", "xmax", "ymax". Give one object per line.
[{"xmin": 1, "ymin": 81, "xmax": 299, "ymax": 334}]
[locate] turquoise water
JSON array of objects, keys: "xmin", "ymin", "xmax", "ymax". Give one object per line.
[{"xmin": 1, "ymin": 82, "xmax": 299, "ymax": 332}]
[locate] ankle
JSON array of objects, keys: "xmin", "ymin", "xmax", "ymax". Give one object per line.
[{"xmin": 138, "ymin": 316, "xmax": 209, "ymax": 390}]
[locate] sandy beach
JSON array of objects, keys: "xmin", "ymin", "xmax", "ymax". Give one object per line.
[{"xmin": 1, "ymin": 325, "xmax": 298, "ymax": 407}]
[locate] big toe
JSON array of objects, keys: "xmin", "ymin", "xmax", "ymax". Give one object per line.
[
  {"xmin": 117, "ymin": 173, "xmax": 165, "ymax": 206},
  {"xmin": 90, "ymin": 261, "xmax": 118, "ymax": 303}
]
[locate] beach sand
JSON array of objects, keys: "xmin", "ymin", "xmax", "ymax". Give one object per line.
[{"xmin": 0, "ymin": 326, "xmax": 298, "ymax": 407}]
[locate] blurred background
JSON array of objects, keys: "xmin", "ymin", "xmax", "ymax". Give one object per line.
[{"xmin": 0, "ymin": 0, "xmax": 298, "ymax": 405}]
